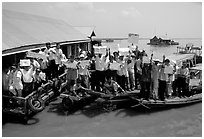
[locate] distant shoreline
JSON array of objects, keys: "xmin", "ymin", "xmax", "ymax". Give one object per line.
[{"xmin": 94, "ymin": 37, "xmax": 202, "ymax": 41}]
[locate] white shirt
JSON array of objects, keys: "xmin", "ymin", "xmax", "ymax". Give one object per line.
[
  {"xmin": 95, "ymin": 55, "xmax": 106, "ymax": 71},
  {"xmin": 17, "ymin": 67, "xmax": 34, "ymax": 83},
  {"xmin": 55, "ymin": 48, "xmax": 63, "ymax": 64}
]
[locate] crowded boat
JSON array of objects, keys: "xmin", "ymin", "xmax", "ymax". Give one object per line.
[{"xmin": 2, "ymin": 41, "xmax": 202, "ymax": 122}]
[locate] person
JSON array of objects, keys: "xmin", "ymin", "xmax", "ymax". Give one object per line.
[
  {"xmin": 164, "ymin": 59, "xmax": 174, "ymax": 98},
  {"xmin": 2, "ymin": 66, "xmax": 11, "ymax": 95},
  {"xmin": 134, "ymin": 53, "xmax": 143, "ymax": 89},
  {"xmin": 140, "ymin": 56, "xmax": 152, "ymax": 100},
  {"xmin": 89, "ymin": 56, "xmax": 97, "ymax": 90},
  {"xmin": 95, "ymin": 50, "xmax": 108, "ymax": 91},
  {"xmin": 151, "ymin": 59, "xmax": 160, "ymax": 99},
  {"xmin": 103, "ymin": 76, "xmax": 125, "ymax": 96},
  {"xmin": 48, "ymin": 47, "xmax": 57, "ymax": 79},
  {"xmin": 70, "ymin": 78, "xmax": 90, "ymax": 98},
  {"xmin": 8, "ymin": 65, "xmax": 18, "ymax": 96},
  {"xmin": 16, "ymin": 59, "xmax": 35, "ymax": 97},
  {"xmin": 66, "ymin": 55, "xmax": 79, "ymax": 90},
  {"xmin": 54, "ymin": 43, "xmax": 64, "ymax": 77},
  {"xmin": 158, "ymin": 56, "xmax": 168, "ymax": 101},
  {"xmin": 176, "ymin": 62, "xmax": 190, "ymax": 97},
  {"xmin": 127, "ymin": 55, "xmax": 136, "ymax": 91},
  {"xmin": 33, "ymin": 68, "xmax": 46, "ymax": 90},
  {"xmin": 116, "ymin": 55, "xmax": 126, "ymax": 90},
  {"xmin": 77, "ymin": 54, "xmax": 90, "ymax": 89}
]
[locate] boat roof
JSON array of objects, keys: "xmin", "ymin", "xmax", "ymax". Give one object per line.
[
  {"xmin": 165, "ymin": 53, "xmax": 195, "ymax": 66},
  {"xmin": 190, "ymin": 64, "xmax": 202, "ymax": 71},
  {"xmin": 2, "ymin": 9, "xmax": 89, "ymax": 56}
]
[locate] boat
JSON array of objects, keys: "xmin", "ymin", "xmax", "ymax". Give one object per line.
[
  {"xmin": 59, "ymin": 89, "xmax": 140, "ymax": 112},
  {"xmin": 147, "ymin": 35, "xmax": 179, "ymax": 46},
  {"xmin": 2, "ymin": 71, "xmax": 68, "ymax": 124},
  {"xmin": 176, "ymin": 43, "xmax": 202, "ymax": 64},
  {"xmin": 130, "ymin": 63, "xmax": 202, "ymax": 110},
  {"xmin": 87, "ymin": 90, "xmax": 140, "ymax": 111},
  {"xmin": 130, "ymin": 93, "xmax": 202, "ymax": 109}
]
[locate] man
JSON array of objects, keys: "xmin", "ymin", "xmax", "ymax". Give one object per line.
[
  {"xmin": 66, "ymin": 55, "xmax": 78, "ymax": 90},
  {"xmin": 77, "ymin": 54, "xmax": 90, "ymax": 89},
  {"xmin": 158, "ymin": 56, "xmax": 168, "ymax": 101},
  {"xmin": 54, "ymin": 43, "xmax": 64, "ymax": 77},
  {"xmin": 95, "ymin": 50, "xmax": 108, "ymax": 91},
  {"xmin": 177, "ymin": 62, "xmax": 190, "ymax": 97},
  {"xmin": 116, "ymin": 55, "xmax": 126, "ymax": 90},
  {"xmin": 151, "ymin": 59, "xmax": 160, "ymax": 99},
  {"xmin": 134, "ymin": 53, "xmax": 143, "ymax": 89},
  {"xmin": 16, "ymin": 59, "xmax": 35, "ymax": 97},
  {"xmin": 103, "ymin": 76, "xmax": 125, "ymax": 96},
  {"xmin": 140, "ymin": 56, "xmax": 152, "ymax": 100},
  {"xmin": 164, "ymin": 59, "xmax": 175, "ymax": 98},
  {"xmin": 127, "ymin": 55, "xmax": 136, "ymax": 91}
]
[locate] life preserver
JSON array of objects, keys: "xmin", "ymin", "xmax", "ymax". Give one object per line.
[{"xmin": 28, "ymin": 96, "xmax": 45, "ymax": 113}]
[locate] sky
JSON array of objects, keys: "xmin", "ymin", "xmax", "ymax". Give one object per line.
[{"xmin": 2, "ymin": 2, "xmax": 202, "ymax": 39}]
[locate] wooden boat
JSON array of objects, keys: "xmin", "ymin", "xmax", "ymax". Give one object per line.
[
  {"xmin": 2, "ymin": 72, "xmax": 68, "ymax": 124},
  {"xmin": 130, "ymin": 93, "xmax": 202, "ymax": 109},
  {"xmin": 87, "ymin": 90, "xmax": 140, "ymax": 111}
]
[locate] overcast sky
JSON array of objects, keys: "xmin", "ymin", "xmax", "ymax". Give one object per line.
[{"xmin": 2, "ymin": 2, "xmax": 202, "ymax": 38}]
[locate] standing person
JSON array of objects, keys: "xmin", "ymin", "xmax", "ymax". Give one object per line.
[
  {"xmin": 89, "ymin": 56, "xmax": 97, "ymax": 90},
  {"xmin": 95, "ymin": 50, "xmax": 108, "ymax": 91},
  {"xmin": 135, "ymin": 53, "xmax": 143, "ymax": 89},
  {"xmin": 158, "ymin": 56, "xmax": 168, "ymax": 101},
  {"xmin": 124, "ymin": 56, "xmax": 130, "ymax": 91},
  {"xmin": 54, "ymin": 43, "xmax": 64, "ymax": 77},
  {"xmin": 177, "ymin": 62, "xmax": 190, "ymax": 97},
  {"xmin": 164, "ymin": 59, "xmax": 175, "ymax": 98},
  {"xmin": 77, "ymin": 54, "xmax": 90, "ymax": 89},
  {"xmin": 151, "ymin": 59, "xmax": 160, "ymax": 99},
  {"xmin": 2, "ymin": 66, "xmax": 10, "ymax": 95},
  {"xmin": 66, "ymin": 55, "xmax": 79, "ymax": 90},
  {"xmin": 127, "ymin": 55, "xmax": 136, "ymax": 91},
  {"xmin": 8, "ymin": 65, "xmax": 18, "ymax": 96},
  {"xmin": 16, "ymin": 59, "xmax": 35, "ymax": 97},
  {"xmin": 140, "ymin": 55, "xmax": 152, "ymax": 100},
  {"xmin": 48, "ymin": 47, "xmax": 57, "ymax": 79},
  {"xmin": 116, "ymin": 55, "xmax": 126, "ymax": 90}
]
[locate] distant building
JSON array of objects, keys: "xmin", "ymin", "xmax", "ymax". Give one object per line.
[{"xmin": 148, "ymin": 35, "xmax": 179, "ymax": 45}]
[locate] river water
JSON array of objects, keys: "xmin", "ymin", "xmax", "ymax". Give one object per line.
[{"xmin": 2, "ymin": 39, "xmax": 202, "ymax": 137}]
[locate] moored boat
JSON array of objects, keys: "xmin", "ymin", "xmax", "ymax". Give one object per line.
[{"xmin": 130, "ymin": 93, "xmax": 202, "ymax": 109}]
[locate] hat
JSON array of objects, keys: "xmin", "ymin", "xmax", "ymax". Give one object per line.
[{"xmin": 20, "ymin": 59, "xmax": 31, "ymax": 67}]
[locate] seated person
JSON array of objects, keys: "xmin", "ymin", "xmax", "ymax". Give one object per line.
[
  {"xmin": 103, "ymin": 76, "xmax": 125, "ymax": 96},
  {"xmin": 69, "ymin": 78, "xmax": 90, "ymax": 98}
]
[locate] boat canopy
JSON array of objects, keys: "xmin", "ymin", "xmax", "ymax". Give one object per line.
[
  {"xmin": 166, "ymin": 53, "xmax": 195, "ymax": 66},
  {"xmin": 2, "ymin": 9, "xmax": 90, "ymax": 56}
]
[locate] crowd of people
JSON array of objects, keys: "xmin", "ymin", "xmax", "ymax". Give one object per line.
[{"xmin": 2, "ymin": 43, "xmax": 192, "ymax": 101}]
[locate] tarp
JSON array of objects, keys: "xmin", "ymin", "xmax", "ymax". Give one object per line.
[{"xmin": 2, "ymin": 9, "xmax": 90, "ymax": 55}]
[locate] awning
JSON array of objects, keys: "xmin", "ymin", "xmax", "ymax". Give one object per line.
[
  {"xmin": 2, "ymin": 9, "xmax": 90, "ymax": 56},
  {"xmin": 166, "ymin": 53, "xmax": 195, "ymax": 66}
]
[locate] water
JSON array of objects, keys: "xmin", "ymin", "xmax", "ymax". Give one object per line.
[{"xmin": 2, "ymin": 39, "xmax": 202, "ymax": 137}]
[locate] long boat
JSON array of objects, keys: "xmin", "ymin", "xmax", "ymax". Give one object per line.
[
  {"xmin": 130, "ymin": 93, "xmax": 202, "ymax": 110},
  {"xmin": 130, "ymin": 63, "xmax": 202, "ymax": 110}
]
